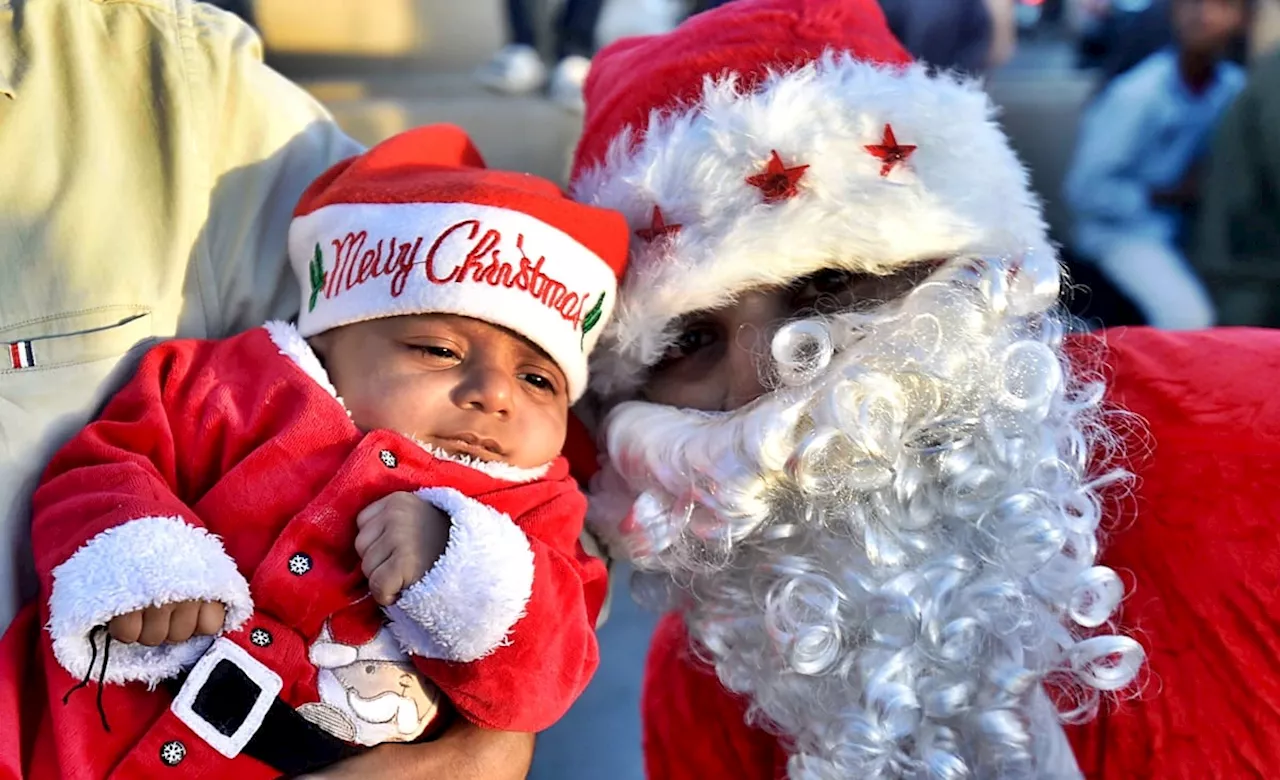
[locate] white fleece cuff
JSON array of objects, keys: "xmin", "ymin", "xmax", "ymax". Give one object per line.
[
  {"xmin": 385, "ymin": 487, "xmax": 535, "ymax": 663},
  {"xmin": 47, "ymin": 516, "xmax": 253, "ymax": 688}
]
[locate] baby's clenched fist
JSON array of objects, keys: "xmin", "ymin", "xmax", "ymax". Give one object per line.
[
  {"xmin": 107, "ymin": 601, "xmax": 225, "ymax": 646},
  {"xmin": 355, "ymin": 492, "xmax": 451, "ymax": 606}
]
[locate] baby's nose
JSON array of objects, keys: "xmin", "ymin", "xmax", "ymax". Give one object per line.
[{"xmin": 455, "ymin": 365, "xmax": 515, "ymax": 415}]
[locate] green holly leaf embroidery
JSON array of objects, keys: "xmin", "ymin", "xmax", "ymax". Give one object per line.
[
  {"xmin": 580, "ymin": 292, "xmax": 606, "ymax": 349},
  {"xmin": 308, "ymin": 243, "xmax": 326, "ymax": 312}
]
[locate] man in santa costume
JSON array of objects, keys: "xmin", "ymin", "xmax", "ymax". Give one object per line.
[
  {"xmin": 0, "ymin": 124, "xmax": 629, "ymax": 778},
  {"xmin": 568, "ymin": 1, "xmax": 1280, "ymax": 778}
]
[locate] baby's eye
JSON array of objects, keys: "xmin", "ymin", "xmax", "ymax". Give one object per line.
[
  {"xmin": 418, "ymin": 345, "xmax": 459, "ymax": 360},
  {"xmin": 519, "ymin": 372, "xmax": 556, "ymax": 393}
]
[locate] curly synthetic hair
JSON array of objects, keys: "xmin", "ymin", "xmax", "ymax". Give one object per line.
[{"xmin": 590, "ymin": 255, "xmax": 1144, "ymax": 780}]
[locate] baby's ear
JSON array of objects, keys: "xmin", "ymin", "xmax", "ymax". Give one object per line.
[{"xmin": 307, "ymin": 332, "xmax": 332, "ymax": 359}]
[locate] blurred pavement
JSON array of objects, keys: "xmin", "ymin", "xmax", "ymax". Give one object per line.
[{"xmin": 254, "ymin": 3, "xmax": 1092, "ymax": 777}]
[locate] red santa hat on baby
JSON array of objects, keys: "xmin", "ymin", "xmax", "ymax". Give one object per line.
[
  {"xmin": 570, "ymin": 0, "xmax": 1055, "ymax": 398},
  {"xmin": 291, "ymin": 124, "xmax": 630, "ymax": 402}
]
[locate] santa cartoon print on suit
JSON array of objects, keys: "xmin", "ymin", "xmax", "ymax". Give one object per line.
[{"xmin": 300, "ymin": 610, "xmax": 442, "ymax": 746}]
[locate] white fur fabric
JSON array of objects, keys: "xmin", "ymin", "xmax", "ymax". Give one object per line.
[
  {"xmin": 47, "ymin": 516, "xmax": 253, "ymax": 687},
  {"xmin": 385, "ymin": 487, "xmax": 535, "ymax": 662},
  {"xmin": 571, "ymin": 54, "xmax": 1051, "ymax": 397}
]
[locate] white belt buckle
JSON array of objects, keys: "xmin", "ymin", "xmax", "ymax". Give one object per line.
[{"xmin": 170, "ymin": 636, "xmax": 284, "ymax": 759}]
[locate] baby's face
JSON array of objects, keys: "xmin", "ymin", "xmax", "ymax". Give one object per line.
[{"xmin": 311, "ymin": 314, "xmax": 569, "ymax": 469}]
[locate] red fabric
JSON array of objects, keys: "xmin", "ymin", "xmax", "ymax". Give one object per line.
[
  {"xmin": 0, "ymin": 327, "xmax": 606, "ymax": 779},
  {"xmin": 296, "ymin": 124, "xmax": 630, "ymax": 283},
  {"xmin": 641, "ymin": 327, "xmax": 1280, "ymax": 778},
  {"xmin": 564, "ymin": 412, "xmax": 601, "ymax": 486},
  {"xmin": 644, "ymin": 613, "xmax": 788, "ymax": 780},
  {"xmin": 571, "ymin": 0, "xmax": 912, "ymax": 178}
]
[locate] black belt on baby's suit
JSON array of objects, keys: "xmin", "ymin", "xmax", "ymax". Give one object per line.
[{"xmin": 165, "ymin": 637, "xmax": 363, "ymax": 778}]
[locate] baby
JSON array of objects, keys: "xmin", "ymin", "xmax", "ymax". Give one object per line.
[{"xmin": 10, "ymin": 125, "xmax": 628, "ymax": 778}]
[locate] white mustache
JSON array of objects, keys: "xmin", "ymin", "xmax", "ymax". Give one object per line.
[{"xmin": 346, "ymin": 689, "xmax": 423, "ymax": 734}]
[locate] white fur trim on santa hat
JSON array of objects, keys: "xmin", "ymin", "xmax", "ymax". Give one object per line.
[
  {"xmin": 47, "ymin": 516, "xmax": 253, "ymax": 687},
  {"xmin": 310, "ymin": 623, "xmax": 410, "ymax": 668},
  {"xmin": 384, "ymin": 487, "xmax": 534, "ymax": 663},
  {"xmin": 571, "ymin": 53, "xmax": 1053, "ymax": 397},
  {"xmin": 289, "ymin": 202, "xmax": 619, "ymax": 402},
  {"xmin": 263, "ymin": 321, "xmax": 553, "ymax": 484}
]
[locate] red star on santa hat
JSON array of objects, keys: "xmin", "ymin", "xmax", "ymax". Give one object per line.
[
  {"xmin": 746, "ymin": 150, "xmax": 809, "ymax": 203},
  {"xmin": 635, "ymin": 206, "xmax": 682, "ymax": 242},
  {"xmin": 865, "ymin": 123, "xmax": 917, "ymax": 177}
]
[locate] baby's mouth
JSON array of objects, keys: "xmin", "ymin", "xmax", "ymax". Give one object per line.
[{"xmin": 433, "ymin": 433, "xmax": 505, "ymax": 461}]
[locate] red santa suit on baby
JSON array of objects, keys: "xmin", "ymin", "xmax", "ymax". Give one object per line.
[
  {"xmin": 569, "ymin": 1, "xmax": 1280, "ymax": 778},
  {"xmin": 0, "ymin": 125, "xmax": 630, "ymax": 779}
]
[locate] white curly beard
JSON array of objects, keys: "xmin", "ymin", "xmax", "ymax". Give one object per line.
[{"xmin": 588, "ymin": 255, "xmax": 1144, "ymax": 780}]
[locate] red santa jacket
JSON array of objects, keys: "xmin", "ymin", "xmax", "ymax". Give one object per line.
[
  {"xmin": 637, "ymin": 327, "xmax": 1280, "ymax": 779},
  {"xmin": 0, "ymin": 322, "xmax": 606, "ymax": 780}
]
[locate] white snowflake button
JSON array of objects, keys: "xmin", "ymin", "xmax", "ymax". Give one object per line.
[
  {"xmin": 379, "ymin": 449, "xmax": 398, "ymax": 468},
  {"xmin": 250, "ymin": 628, "xmax": 272, "ymax": 647},
  {"xmin": 159, "ymin": 740, "xmax": 186, "ymax": 767},
  {"xmin": 288, "ymin": 553, "xmax": 312, "ymax": 576}
]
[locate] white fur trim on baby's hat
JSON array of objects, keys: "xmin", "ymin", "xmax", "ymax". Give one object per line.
[
  {"xmin": 384, "ymin": 487, "xmax": 534, "ymax": 663},
  {"xmin": 289, "ymin": 201, "xmax": 619, "ymax": 402},
  {"xmin": 47, "ymin": 516, "xmax": 253, "ymax": 687},
  {"xmin": 571, "ymin": 54, "xmax": 1052, "ymax": 397}
]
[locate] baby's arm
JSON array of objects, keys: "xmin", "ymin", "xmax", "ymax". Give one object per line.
[
  {"xmin": 378, "ymin": 483, "xmax": 606, "ymax": 733},
  {"xmin": 354, "ymin": 491, "xmax": 452, "ymax": 605},
  {"xmin": 32, "ymin": 339, "xmax": 252, "ymax": 687}
]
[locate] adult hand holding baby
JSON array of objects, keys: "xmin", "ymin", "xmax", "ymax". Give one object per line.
[
  {"xmin": 356, "ymin": 493, "xmax": 451, "ymax": 606},
  {"xmin": 107, "ymin": 601, "xmax": 226, "ymax": 645}
]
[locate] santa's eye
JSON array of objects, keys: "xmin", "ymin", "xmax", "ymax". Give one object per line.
[
  {"xmin": 790, "ymin": 269, "xmax": 859, "ymax": 313},
  {"xmin": 366, "ymin": 664, "xmax": 376, "ymax": 674},
  {"xmin": 661, "ymin": 322, "xmax": 718, "ymax": 362}
]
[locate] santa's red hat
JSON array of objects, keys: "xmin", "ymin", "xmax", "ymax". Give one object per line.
[
  {"xmin": 570, "ymin": 0, "xmax": 1052, "ymax": 397},
  {"xmin": 291, "ymin": 124, "xmax": 630, "ymax": 402}
]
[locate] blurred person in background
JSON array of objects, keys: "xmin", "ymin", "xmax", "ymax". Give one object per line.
[
  {"xmin": 1076, "ymin": 0, "xmax": 1175, "ymax": 80},
  {"xmin": 1252, "ymin": 0, "xmax": 1280, "ymax": 52},
  {"xmin": 986, "ymin": 0, "xmax": 1021, "ymax": 68},
  {"xmin": 1193, "ymin": 17, "xmax": 1280, "ymax": 325},
  {"xmin": 1063, "ymin": 0, "xmax": 1251, "ymax": 330},
  {"xmin": 691, "ymin": 0, "xmax": 1016, "ymax": 71},
  {"xmin": 1076, "ymin": 0, "xmax": 1250, "ymax": 87},
  {"xmin": 474, "ymin": 0, "xmax": 604, "ymax": 112},
  {"xmin": 878, "ymin": 0, "xmax": 995, "ymax": 74}
]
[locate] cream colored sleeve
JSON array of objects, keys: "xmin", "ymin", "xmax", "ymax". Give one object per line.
[{"xmin": 183, "ymin": 3, "xmax": 365, "ymax": 338}]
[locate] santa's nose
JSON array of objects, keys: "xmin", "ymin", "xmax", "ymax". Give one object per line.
[{"xmin": 399, "ymin": 672, "xmax": 414, "ymax": 689}]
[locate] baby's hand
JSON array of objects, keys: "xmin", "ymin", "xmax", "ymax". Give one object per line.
[
  {"xmin": 355, "ymin": 492, "xmax": 451, "ymax": 606},
  {"xmin": 106, "ymin": 601, "xmax": 226, "ymax": 646}
]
